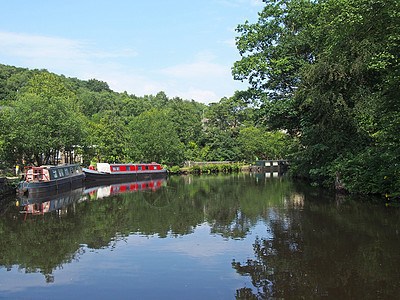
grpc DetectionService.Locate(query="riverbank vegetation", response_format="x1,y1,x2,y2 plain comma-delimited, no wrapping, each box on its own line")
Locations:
0,0,399,199
0,65,294,169
233,0,399,198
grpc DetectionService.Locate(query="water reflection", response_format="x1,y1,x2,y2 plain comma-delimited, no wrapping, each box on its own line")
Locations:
16,178,167,216
0,174,399,299
232,192,400,299
85,178,167,200
16,187,86,217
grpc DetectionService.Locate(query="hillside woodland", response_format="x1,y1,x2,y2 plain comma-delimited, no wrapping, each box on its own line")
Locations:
1,0,399,199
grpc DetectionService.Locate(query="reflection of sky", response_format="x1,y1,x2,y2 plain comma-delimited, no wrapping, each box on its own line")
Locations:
0,221,271,299
159,223,256,260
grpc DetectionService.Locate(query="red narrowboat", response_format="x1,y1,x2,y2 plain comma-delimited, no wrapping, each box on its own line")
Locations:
82,162,167,183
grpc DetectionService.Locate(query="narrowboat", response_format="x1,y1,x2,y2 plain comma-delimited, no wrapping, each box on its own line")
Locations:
17,164,85,195
82,162,167,183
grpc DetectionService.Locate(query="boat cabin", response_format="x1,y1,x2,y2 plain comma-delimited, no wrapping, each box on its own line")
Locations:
96,163,163,173
24,165,82,182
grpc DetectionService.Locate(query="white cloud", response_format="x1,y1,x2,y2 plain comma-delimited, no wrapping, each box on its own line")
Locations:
0,31,137,73
174,88,218,103
218,0,263,8
0,31,244,104
239,0,263,6
159,49,228,80
93,70,167,96
220,38,237,48
159,61,227,79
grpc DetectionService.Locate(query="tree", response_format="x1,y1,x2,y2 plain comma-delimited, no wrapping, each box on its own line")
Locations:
237,126,265,161
0,107,15,166
238,126,295,161
10,72,86,165
86,78,111,93
27,72,76,100
166,97,205,151
12,94,86,165
233,0,400,194
203,127,242,161
127,109,184,165
206,96,251,134
90,111,127,163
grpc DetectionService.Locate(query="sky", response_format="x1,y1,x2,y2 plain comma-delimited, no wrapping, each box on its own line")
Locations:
0,0,263,104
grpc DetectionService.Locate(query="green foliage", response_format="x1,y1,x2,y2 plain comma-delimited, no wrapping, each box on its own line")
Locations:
11,93,86,165
0,63,296,169
201,164,220,174
232,163,242,173
189,164,201,174
168,165,181,174
28,72,76,100
219,164,231,173
92,112,127,163
238,126,295,161
233,0,400,196
127,108,185,165
0,107,14,166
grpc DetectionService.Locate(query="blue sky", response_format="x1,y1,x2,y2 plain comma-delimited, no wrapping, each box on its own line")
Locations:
0,0,263,104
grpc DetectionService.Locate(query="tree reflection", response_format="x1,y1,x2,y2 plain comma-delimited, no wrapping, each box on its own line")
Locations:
232,195,400,299
0,174,293,282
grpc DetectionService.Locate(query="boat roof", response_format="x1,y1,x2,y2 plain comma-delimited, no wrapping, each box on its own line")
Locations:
30,164,80,169
107,162,160,165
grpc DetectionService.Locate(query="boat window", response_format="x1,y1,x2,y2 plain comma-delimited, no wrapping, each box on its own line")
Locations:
64,168,69,175
58,168,64,177
126,166,130,171
138,166,142,171
112,166,120,171
145,166,149,170
153,166,158,170
53,170,58,178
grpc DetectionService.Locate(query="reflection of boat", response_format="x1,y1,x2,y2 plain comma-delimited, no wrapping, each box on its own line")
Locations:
85,178,167,200
82,162,167,183
16,187,85,217
17,164,85,195
16,178,168,216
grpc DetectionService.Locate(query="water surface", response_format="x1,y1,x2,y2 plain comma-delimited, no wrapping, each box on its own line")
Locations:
0,174,399,299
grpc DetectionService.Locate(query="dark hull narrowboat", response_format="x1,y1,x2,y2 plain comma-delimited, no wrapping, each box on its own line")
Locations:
17,164,85,195
82,162,167,183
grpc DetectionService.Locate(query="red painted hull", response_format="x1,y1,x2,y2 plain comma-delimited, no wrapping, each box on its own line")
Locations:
82,164,167,183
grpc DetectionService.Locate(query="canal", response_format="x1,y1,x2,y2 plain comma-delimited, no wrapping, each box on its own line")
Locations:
0,173,399,299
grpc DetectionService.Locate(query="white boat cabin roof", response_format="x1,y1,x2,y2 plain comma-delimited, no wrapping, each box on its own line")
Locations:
96,162,161,173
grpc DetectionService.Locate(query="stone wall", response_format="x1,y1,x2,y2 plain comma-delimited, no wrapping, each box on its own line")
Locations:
184,161,238,167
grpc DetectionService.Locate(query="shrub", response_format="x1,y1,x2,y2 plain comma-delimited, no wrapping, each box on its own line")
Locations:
232,163,241,173
190,164,201,174
168,165,181,174
219,164,232,173
207,164,219,173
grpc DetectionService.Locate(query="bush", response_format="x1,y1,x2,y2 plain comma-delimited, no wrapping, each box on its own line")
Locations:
190,165,201,174
219,164,232,173
168,165,181,174
232,163,241,173
207,164,219,173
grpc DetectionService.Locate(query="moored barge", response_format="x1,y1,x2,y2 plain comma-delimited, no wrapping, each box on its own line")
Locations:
82,162,167,183
17,164,84,195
